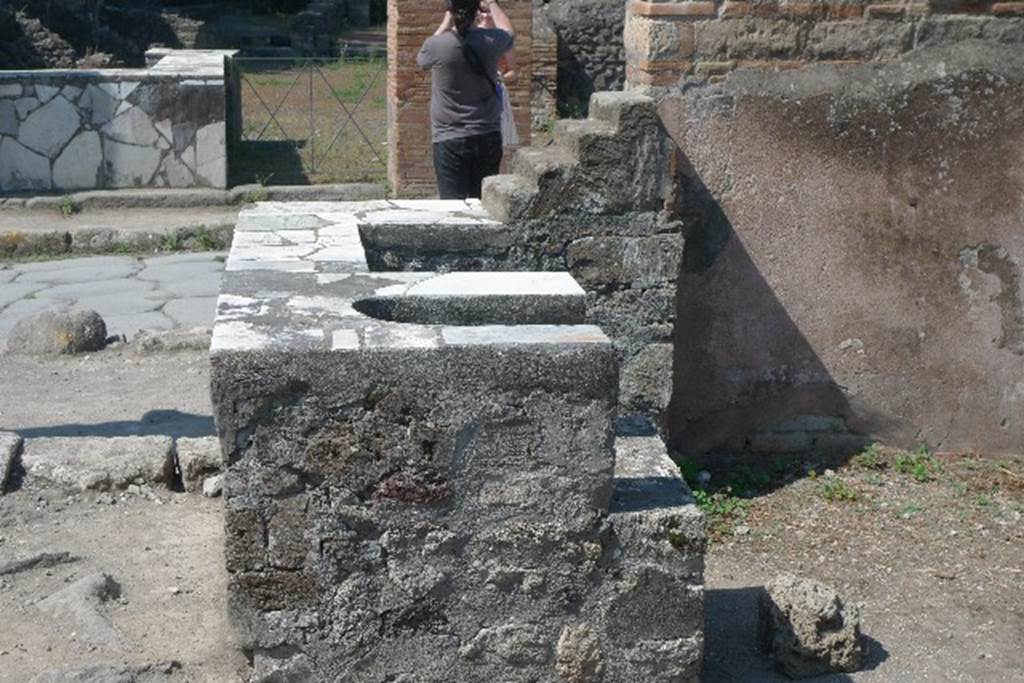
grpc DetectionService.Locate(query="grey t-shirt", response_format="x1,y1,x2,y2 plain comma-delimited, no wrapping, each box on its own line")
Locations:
417,28,514,142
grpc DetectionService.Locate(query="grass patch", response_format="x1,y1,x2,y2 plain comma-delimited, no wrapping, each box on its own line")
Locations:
855,443,885,470
894,444,942,482
821,476,859,502
59,194,78,218
235,57,388,185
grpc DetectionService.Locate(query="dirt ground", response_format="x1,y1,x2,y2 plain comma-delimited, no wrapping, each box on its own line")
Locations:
0,488,246,682
0,351,214,439
1,350,1022,681
701,449,1024,682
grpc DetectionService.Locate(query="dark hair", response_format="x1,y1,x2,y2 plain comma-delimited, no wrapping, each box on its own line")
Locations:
447,0,478,35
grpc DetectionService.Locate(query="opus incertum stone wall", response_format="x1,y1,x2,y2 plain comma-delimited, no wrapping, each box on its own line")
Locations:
210,200,705,681
0,49,238,193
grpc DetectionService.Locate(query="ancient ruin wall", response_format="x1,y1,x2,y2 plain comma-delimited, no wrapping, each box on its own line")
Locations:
662,42,1024,457
387,0,533,196
623,0,1024,86
0,50,238,193
542,0,627,113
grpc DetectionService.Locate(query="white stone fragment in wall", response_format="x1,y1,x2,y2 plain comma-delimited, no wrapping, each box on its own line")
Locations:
18,96,80,158
0,100,17,136
102,138,162,187
61,85,83,101
118,81,141,99
101,106,160,147
115,100,132,116
35,84,60,103
331,328,360,350
180,144,196,172
14,97,39,120
97,82,123,99
194,121,226,187
80,85,118,126
163,153,194,187
0,84,23,98
53,131,102,190
0,137,51,191
155,118,173,143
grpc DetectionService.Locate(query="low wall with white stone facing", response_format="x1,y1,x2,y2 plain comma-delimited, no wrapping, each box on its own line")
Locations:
0,50,237,193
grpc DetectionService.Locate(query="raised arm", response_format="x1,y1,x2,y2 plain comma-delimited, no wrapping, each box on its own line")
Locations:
485,0,514,37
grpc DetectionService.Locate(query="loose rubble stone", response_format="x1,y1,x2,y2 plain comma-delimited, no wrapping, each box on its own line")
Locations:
0,431,21,493
7,307,107,355
250,652,314,683
201,473,223,498
37,572,125,649
760,574,865,678
175,436,222,492
21,436,175,491
131,327,212,353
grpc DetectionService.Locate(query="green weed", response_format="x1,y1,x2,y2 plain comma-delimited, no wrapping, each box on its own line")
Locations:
693,487,750,536
894,444,941,482
821,476,858,502
58,194,77,218
897,502,923,519
855,443,884,470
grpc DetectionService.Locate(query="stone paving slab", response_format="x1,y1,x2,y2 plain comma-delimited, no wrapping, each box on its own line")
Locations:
20,435,175,491
0,252,226,351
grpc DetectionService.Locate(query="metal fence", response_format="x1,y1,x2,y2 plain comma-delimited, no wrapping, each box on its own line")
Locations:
233,56,387,185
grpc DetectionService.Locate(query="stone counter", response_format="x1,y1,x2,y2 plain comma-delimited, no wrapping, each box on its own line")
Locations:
210,199,705,681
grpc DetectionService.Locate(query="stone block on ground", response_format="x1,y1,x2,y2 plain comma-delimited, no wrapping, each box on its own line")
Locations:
6,307,107,355
760,573,865,678
176,436,223,492
36,572,124,649
21,436,175,491
1,431,22,493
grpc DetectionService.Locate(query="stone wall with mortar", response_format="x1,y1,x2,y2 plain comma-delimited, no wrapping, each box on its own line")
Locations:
542,0,628,114
623,0,1024,86
211,200,705,681
661,42,1024,458
0,49,238,193
388,0,534,196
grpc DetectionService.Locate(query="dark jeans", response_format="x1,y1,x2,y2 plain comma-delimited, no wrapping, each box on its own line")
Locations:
433,131,503,200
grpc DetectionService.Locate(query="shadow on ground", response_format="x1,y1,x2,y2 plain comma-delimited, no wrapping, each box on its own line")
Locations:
703,586,889,682
15,409,215,439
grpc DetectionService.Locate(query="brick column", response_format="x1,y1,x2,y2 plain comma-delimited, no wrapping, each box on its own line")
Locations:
388,0,533,197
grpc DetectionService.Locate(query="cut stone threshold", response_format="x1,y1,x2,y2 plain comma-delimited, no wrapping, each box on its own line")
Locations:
210,199,704,682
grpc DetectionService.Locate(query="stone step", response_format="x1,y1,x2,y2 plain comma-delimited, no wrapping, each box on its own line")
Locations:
587,91,658,131
509,145,575,186
481,174,537,222
552,118,617,160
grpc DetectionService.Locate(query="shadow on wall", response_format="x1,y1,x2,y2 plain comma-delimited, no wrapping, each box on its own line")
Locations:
667,152,875,462
703,586,890,681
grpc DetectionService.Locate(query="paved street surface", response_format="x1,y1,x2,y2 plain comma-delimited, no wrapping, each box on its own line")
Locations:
0,252,225,351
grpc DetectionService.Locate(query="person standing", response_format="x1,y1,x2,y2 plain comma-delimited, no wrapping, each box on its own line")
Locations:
417,0,515,199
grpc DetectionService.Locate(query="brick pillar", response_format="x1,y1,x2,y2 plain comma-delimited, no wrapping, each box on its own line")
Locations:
388,0,533,197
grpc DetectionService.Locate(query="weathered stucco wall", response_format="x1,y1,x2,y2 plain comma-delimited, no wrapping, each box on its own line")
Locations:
0,49,237,193
662,42,1024,457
